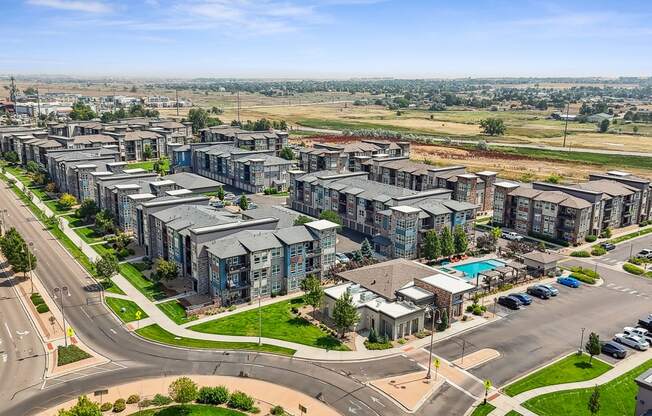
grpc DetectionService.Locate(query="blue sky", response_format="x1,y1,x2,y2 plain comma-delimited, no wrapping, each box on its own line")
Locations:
3,0,652,78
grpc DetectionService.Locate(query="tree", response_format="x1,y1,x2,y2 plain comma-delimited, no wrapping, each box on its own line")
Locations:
453,225,468,254
352,250,363,262
168,377,198,406
319,210,342,229
188,107,209,133
45,182,57,193
113,232,132,250
0,228,24,264
437,309,449,331
238,194,249,210
11,244,37,277
279,147,294,160
76,199,98,223
587,385,600,415
332,291,360,338
300,274,324,317
476,234,496,253
293,215,312,226
3,151,19,164
153,157,168,176
94,210,114,234
598,119,610,133
154,259,178,281
23,86,38,96
215,186,225,201
93,253,119,282
58,193,77,210
479,118,506,136
69,102,96,121
142,144,153,160
360,238,373,259
57,395,101,416
633,125,639,134
423,230,441,260
585,332,601,365
440,227,455,258
26,160,40,173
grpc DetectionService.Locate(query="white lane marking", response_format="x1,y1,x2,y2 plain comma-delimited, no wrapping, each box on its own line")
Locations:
630,290,638,294
621,288,631,292
2,353,7,363
606,283,614,287
109,328,117,334
4,323,13,342
612,286,622,290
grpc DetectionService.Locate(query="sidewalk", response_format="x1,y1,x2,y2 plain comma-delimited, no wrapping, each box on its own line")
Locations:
559,223,652,255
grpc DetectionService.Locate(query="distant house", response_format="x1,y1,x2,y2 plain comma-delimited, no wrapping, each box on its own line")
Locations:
587,113,613,123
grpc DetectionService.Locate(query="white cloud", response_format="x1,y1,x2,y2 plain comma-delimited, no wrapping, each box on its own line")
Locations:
27,0,112,13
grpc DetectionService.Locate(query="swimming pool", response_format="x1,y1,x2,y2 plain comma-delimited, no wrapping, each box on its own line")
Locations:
452,259,505,280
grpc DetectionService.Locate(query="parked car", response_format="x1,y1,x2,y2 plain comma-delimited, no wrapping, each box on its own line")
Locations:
636,249,652,259
335,253,350,264
224,193,236,200
502,231,523,241
498,296,521,310
539,283,559,296
526,285,551,299
209,199,224,208
600,242,616,251
623,327,652,346
557,276,581,288
248,202,258,209
601,341,628,359
639,315,652,331
509,293,532,305
613,333,649,351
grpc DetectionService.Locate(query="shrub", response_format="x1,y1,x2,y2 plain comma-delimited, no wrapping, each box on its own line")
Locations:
227,305,236,311
112,399,126,413
570,273,596,284
585,235,597,242
100,402,113,412
568,266,599,279
291,307,299,314
138,399,152,408
36,303,50,313
228,391,255,411
151,394,172,406
30,293,45,306
364,340,393,350
271,405,286,415
629,256,646,266
570,250,590,257
197,386,230,405
126,395,140,404
591,246,607,256
623,263,645,275
600,228,612,238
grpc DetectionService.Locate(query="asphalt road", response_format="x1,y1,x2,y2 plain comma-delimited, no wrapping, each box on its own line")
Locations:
0,182,462,416
431,260,652,387
0,267,45,404
601,233,652,264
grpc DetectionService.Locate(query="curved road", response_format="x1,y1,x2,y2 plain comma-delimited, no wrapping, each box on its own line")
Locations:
0,182,473,416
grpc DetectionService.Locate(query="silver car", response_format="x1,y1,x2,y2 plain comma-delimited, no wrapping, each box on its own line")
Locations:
540,284,559,296
614,333,649,351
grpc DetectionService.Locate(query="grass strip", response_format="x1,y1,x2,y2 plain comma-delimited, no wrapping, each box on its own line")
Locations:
136,324,296,356
157,299,197,325
105,297,149,323
57,345,91,366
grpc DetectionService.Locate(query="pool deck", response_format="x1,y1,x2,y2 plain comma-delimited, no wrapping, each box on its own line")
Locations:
437,255,506,283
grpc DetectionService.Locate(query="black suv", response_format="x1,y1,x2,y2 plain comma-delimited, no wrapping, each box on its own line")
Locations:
527,285,551,299
498,296,521,310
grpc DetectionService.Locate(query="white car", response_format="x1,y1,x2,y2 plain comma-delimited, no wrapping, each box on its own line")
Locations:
502,231,523,241
335,253,350,264
224,193,236,200
636,249,652,259
613,333,649,351
623,327,652,346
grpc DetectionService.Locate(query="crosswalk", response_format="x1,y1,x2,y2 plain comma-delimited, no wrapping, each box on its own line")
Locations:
600,257,621,266
604,282,651,300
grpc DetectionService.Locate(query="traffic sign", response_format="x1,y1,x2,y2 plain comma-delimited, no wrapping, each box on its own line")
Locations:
484,379,492,390
135,310,142,320
66,326,75,338
434,358,440,369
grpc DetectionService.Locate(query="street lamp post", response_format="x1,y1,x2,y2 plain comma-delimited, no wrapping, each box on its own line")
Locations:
53,286,70,347
425,305,442,381
25,241,34,293
578,327,586,355
258,274,262,346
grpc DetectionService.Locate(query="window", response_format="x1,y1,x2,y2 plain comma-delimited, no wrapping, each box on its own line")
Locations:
271,247,282,258
253,252,268,265
272,279,281,293
271,264,281,277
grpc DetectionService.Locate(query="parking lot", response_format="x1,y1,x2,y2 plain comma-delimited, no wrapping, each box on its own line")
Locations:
430,259,652,387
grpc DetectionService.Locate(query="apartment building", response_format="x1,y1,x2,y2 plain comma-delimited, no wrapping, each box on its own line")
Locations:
199,125,288,156
189,143,295,193
297,139,410,173
288,170,477,259
492,173,651,244
45,148,121,197
205,220,338,305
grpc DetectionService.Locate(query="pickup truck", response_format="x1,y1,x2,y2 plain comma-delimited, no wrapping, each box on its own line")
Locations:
636,249,652,259
639,315,652,331
623,327,652,346
502,231,523,241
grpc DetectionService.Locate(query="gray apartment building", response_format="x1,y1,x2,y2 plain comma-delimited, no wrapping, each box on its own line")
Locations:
492,172,652,244
298,139,410,173
199,125,288,156
288,170,477,259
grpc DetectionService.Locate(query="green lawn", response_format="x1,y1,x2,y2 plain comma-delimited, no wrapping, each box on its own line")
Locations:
92,242,117,257
136,324,295,356
57,345,91,366
157,299,197,325
189,298,349,351
505,411,523,416
119,263,168,301
469,403,496,416
496,146,652,171
73,225,107,244
523,359,652,416
504,353,612,397
129,405,246,416
105,297,149,323
63,214,89,228
28,185,51,201
127,158,170,173
101,279,126,295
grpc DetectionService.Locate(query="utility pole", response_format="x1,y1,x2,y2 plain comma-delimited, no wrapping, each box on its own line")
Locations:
36,88,41,119
54,286,70,347
258,274,262,346
562,102,570,148
237,90,241,125
175,89,179,117
25,241,34,294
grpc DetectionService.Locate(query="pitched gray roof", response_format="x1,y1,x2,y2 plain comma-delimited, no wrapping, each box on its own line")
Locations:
274,226,316,245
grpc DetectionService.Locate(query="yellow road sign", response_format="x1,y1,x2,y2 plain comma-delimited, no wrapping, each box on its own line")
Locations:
135,310,142,320
66,326,75,337
434,358,441,368
484,379,492,390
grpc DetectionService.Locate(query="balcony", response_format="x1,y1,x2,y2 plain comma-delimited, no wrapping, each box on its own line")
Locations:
228,264,247,272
